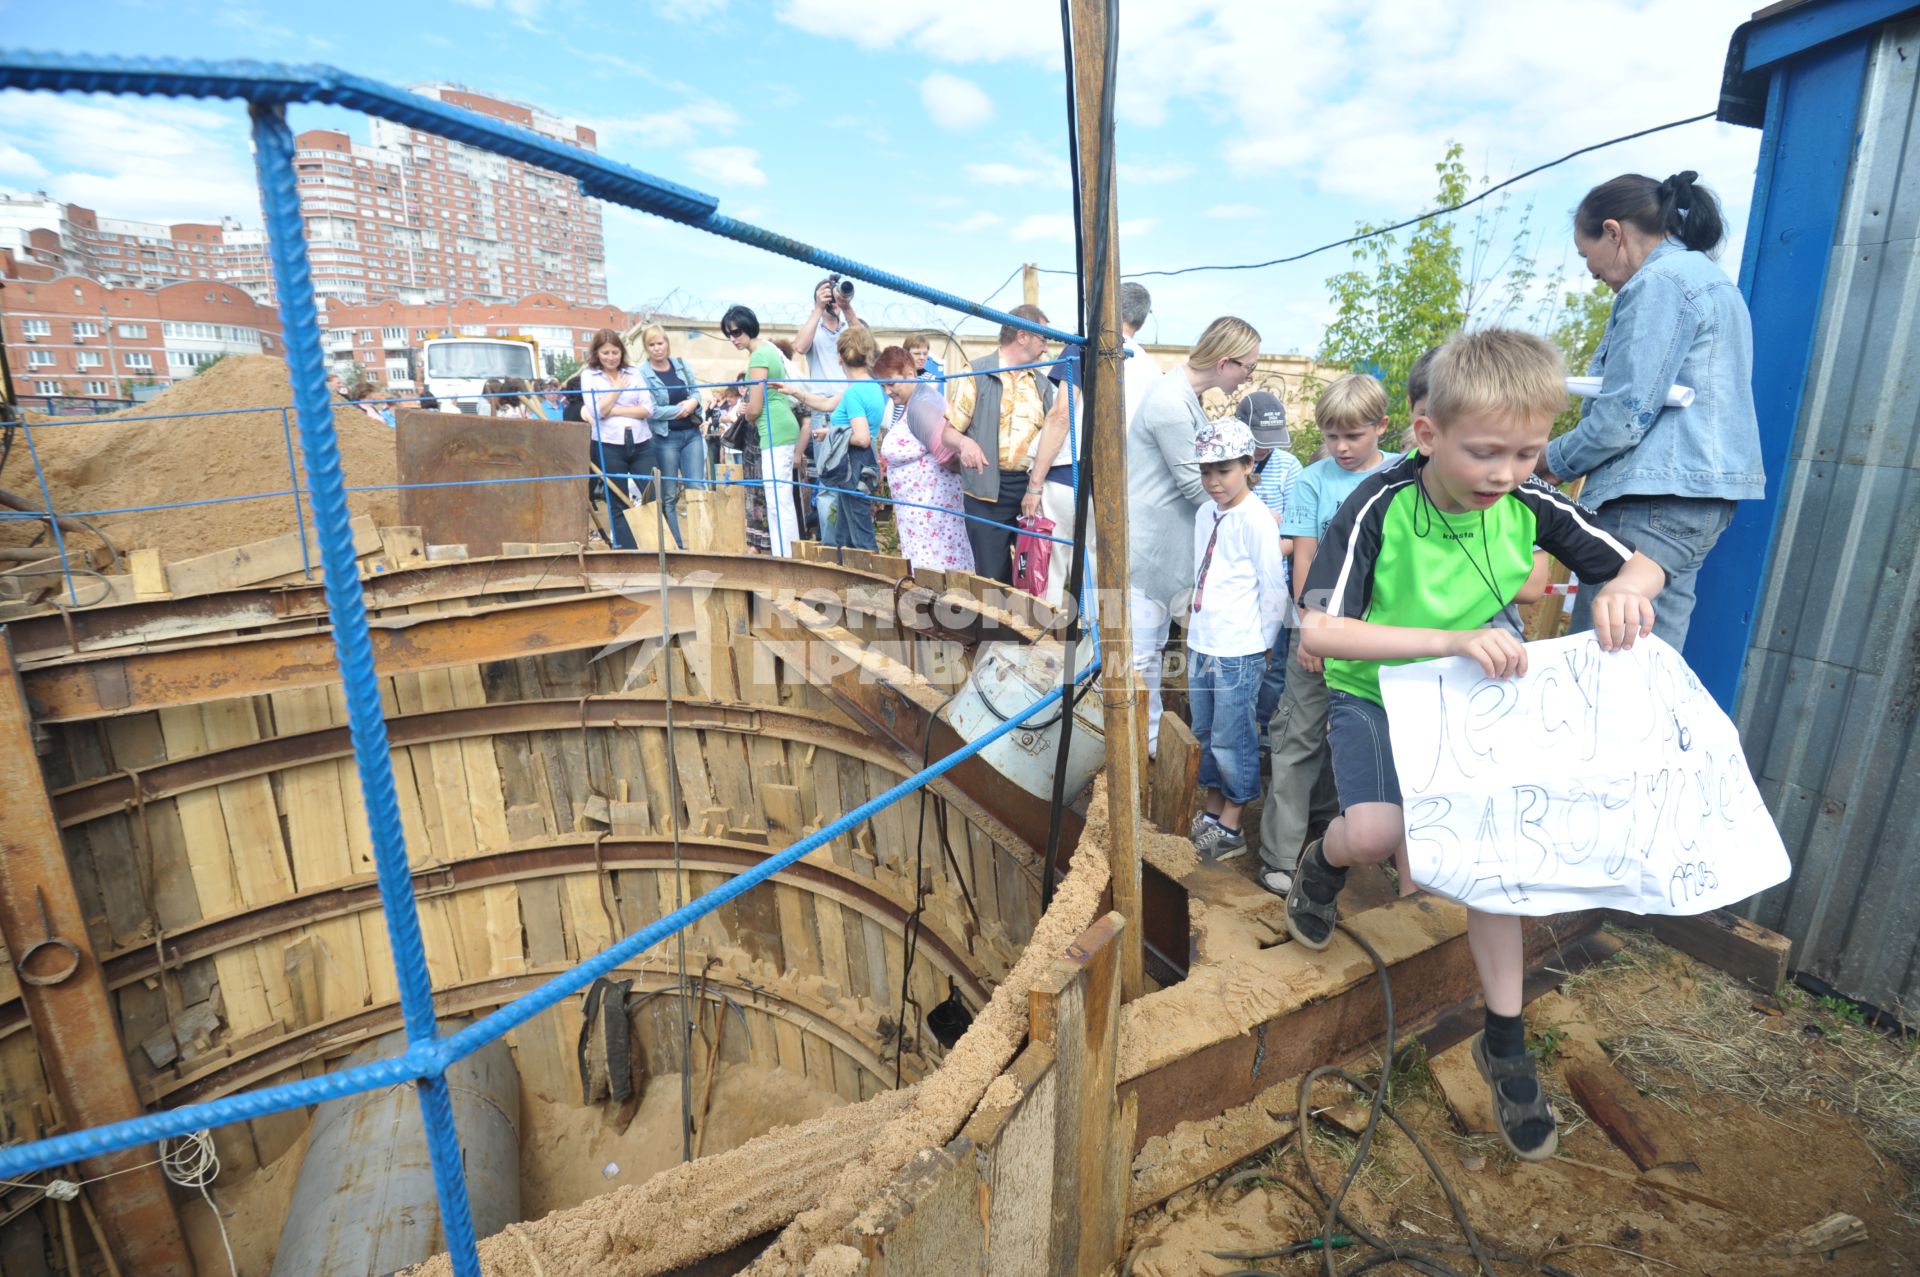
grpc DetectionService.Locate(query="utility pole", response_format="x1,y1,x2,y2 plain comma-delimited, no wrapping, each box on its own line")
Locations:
1022,262,1039,307
1068,0,1145,1000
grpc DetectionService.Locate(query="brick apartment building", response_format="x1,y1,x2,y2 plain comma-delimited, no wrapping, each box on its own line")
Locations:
0,267,280,401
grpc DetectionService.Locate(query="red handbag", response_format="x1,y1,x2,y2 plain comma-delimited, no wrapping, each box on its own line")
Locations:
1012,513,1055,598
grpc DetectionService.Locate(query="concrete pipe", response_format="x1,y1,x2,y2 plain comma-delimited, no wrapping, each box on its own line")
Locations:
270,1027,520,1276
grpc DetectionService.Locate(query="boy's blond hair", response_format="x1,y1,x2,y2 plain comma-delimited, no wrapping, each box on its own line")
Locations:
1426,329,1566,425
1315,373,1388,432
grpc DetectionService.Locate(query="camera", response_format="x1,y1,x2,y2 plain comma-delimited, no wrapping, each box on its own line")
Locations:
824,273,855,315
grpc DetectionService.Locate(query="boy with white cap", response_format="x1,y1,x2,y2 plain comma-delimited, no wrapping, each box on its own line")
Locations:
1187,417,1290,860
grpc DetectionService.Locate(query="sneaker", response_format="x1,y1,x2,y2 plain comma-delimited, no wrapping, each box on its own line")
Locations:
1189,811,1214,842
1258,865,1295,896
1193,820,1248,861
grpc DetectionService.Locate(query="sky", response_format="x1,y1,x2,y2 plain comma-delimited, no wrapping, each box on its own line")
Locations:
0,0,1765,356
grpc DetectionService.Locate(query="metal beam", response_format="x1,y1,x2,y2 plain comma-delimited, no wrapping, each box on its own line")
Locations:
0,636,192,1275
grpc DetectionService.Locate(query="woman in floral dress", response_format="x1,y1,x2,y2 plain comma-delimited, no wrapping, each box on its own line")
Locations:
873,346,986,573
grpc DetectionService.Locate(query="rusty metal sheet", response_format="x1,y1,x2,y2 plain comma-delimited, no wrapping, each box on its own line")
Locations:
0,637,192,1275
396,408,590,555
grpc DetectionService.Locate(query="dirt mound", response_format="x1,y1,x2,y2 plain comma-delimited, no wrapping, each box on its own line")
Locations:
3,356,400,562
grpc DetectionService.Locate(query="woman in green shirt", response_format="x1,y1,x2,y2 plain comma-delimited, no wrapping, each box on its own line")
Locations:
724,304,808,557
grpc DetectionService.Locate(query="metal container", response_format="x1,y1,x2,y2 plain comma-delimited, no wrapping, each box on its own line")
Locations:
944,639,1105,804
270,1028,521,1276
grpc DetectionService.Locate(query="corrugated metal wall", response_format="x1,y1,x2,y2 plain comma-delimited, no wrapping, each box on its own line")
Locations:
1738,13,1920,1015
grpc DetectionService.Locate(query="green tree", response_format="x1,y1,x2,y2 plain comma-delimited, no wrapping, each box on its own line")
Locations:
1317,143,1471,444
548,352,582,383
191,353,228,377
1548,281,1612,438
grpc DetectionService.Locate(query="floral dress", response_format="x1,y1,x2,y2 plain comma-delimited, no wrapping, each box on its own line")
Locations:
880,386,975,574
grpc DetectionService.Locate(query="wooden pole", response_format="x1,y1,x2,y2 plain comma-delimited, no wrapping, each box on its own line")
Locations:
1022,262,1040,307
1067,0,1145,1000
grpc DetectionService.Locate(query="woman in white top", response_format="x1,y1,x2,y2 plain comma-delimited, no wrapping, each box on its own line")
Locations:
580,327,658,550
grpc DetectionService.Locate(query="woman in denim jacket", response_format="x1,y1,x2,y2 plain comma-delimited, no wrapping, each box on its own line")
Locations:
1541,172,1764,648
638,323,706,549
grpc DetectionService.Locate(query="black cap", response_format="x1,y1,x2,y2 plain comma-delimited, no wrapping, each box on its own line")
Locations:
1234,391,1289,448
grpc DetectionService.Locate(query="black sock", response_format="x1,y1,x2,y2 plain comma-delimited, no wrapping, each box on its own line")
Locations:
1484,1010,1526,1059
1301,842,1347,904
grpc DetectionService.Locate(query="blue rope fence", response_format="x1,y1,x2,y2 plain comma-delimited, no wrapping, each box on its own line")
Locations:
0,50,1097,1277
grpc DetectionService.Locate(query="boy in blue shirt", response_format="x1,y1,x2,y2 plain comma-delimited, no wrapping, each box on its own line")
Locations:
1290,329,1665,1161
1257,374,1394,895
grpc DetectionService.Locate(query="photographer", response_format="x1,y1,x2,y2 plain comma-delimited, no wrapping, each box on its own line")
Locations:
778,324,882,551
794,275,863,390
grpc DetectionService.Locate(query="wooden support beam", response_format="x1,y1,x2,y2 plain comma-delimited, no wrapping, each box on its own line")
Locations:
0,636,192,1276
1607,908,1792,992
1068,0,1147,1000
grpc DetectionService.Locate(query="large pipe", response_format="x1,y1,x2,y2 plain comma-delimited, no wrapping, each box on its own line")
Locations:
270,1027,520,1276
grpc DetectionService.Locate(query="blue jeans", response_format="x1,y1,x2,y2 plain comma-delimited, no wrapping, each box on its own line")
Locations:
1570,494,1736,651
1255,626,1290,732
653,426,708,549
1189,650,1265,806
591,435,657,551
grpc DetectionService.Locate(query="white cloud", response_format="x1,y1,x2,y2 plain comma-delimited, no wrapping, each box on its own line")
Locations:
453,0,548,20
215,5,335,51
921,72,995,131
1118,160,1193,186
0,96,260,225
945,211,1004,234
655,0,730,20
596,100,741,149
965,162,1037,186
684,146,767,188
0,145,48,181
1206,203,1262,220
775,0,1062,63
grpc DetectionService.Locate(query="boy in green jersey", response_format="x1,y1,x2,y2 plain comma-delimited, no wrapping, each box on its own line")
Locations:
1290,329,1666,1161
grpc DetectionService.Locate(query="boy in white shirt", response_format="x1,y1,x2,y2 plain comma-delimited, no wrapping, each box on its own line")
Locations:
1187,418,1290,860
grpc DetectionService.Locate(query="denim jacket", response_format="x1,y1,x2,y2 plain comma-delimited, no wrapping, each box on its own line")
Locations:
639,357,700,437
1545,239,1765,507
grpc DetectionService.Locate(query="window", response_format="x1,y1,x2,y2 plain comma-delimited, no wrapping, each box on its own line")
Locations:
75,351,101,369
72,321,100,338
84,381,112,396
21,319,50,337
124,352,152,370
382,326,406,341
33,381,58,396
27,350,54,367
117,323,147,339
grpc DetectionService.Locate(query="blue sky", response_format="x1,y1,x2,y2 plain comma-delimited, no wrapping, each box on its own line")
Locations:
1,0,1764,355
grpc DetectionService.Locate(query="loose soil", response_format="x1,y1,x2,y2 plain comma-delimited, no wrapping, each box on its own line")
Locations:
1123,929,1920,1277
3,356,400,562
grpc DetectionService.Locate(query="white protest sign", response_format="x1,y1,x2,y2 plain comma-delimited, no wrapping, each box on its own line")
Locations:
1376,632,1790,917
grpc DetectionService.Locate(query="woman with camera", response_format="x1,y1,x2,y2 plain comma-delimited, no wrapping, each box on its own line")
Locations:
873,344,987,573
778,324,884,550
637,323,706,550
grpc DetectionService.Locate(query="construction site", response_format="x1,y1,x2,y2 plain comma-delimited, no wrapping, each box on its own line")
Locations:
3,3,1920,1275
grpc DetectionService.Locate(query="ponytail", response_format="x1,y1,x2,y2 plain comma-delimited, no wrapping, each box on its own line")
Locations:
1576,171,1727,257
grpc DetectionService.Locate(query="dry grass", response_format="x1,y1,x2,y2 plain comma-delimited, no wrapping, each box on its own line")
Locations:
1566,928,1920,1222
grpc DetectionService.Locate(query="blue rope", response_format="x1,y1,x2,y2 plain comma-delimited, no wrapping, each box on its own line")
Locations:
249,101,482,1274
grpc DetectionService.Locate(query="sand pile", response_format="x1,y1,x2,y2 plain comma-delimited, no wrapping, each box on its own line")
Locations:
3,356,400,562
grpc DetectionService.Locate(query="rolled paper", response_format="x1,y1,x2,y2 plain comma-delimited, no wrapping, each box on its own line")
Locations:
1565,376,1695,408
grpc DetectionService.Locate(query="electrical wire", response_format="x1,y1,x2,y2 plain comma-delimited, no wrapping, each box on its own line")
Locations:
653,478,695,1166
977,264,1026,308
892,681,969,1087
162,1131,238,1277
1036,110,1717,281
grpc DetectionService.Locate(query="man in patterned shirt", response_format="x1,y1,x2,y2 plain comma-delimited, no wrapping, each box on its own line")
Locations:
946,304,1059,583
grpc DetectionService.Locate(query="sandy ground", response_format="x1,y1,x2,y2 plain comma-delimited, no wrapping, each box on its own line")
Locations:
1122,928,1920,1277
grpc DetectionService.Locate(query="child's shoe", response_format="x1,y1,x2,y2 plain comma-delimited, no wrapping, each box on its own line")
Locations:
1192,820,1248,862
1284,838,1345,949
1471,1032,1559,1161
1189,811,1212,842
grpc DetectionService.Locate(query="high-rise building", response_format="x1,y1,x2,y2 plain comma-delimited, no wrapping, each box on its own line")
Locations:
1,83,608,315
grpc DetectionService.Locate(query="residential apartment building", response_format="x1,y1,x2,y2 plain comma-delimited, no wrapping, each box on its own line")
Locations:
1,272,279,400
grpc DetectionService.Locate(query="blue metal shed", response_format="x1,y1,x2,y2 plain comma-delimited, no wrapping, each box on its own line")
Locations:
1699,0,1920,1014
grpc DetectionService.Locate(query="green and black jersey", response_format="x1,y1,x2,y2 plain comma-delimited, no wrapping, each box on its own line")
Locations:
1301,453,1637,705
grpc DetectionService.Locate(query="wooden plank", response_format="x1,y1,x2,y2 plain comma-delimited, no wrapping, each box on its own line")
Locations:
856,1138,984,1272
128,549,169,600
1030,912,1128,1277
967,1042,1058,1274
377,526,428,570
1612,909,1793,993
1148,711,1201,835
165,516,378,596
1564,1055,1692,1172
1428,1037,1498,1135
773,883,818,979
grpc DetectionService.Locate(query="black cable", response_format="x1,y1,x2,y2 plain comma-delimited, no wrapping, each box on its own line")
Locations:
1035,109,1716,281
978,264,1025,308
893,682,967,1086
1040,0,1118,914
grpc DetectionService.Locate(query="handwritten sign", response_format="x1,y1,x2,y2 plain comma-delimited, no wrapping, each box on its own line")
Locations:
1376,633,1789,917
